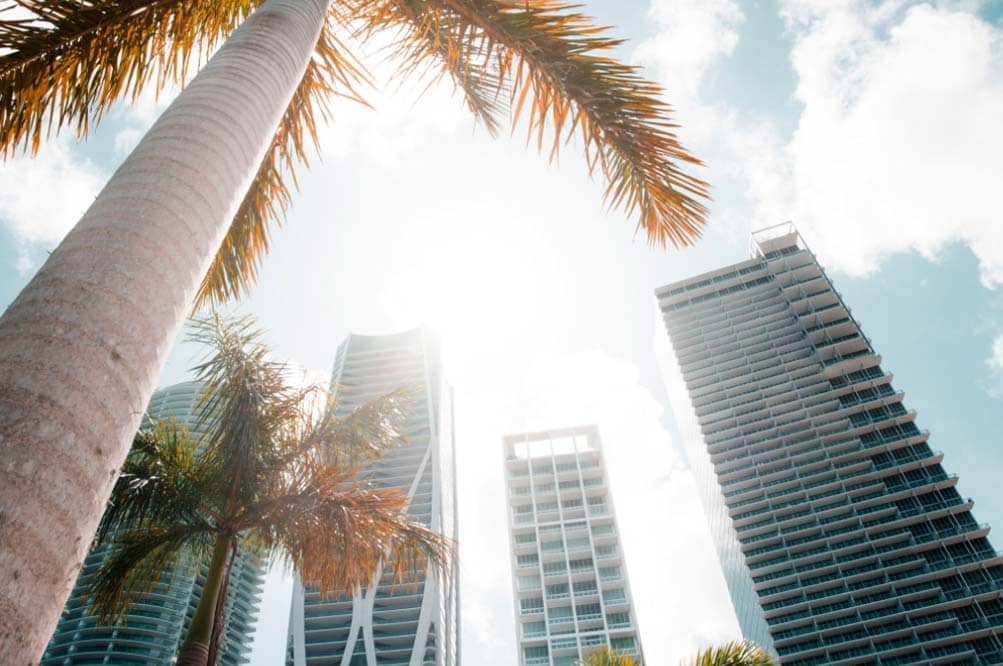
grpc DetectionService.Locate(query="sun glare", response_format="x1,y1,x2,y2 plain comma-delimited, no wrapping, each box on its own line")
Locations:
375,209,570,385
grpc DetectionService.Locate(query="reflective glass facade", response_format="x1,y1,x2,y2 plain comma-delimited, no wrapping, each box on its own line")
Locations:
657,225,1003,665
286,328,459,666
504,426,644,666
43,381,265,665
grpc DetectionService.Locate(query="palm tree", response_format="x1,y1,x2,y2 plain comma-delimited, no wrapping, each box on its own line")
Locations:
578,646,636,665
686,641,776,666
0,1,709,659
81,314,450,665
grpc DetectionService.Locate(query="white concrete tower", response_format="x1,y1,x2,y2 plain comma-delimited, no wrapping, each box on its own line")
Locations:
504,426,644,666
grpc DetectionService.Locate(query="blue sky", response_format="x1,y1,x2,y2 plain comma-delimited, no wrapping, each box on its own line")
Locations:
2,0,1003,664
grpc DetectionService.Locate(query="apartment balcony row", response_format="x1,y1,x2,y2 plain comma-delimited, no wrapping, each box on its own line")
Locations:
742,482,954,559
788,286,840,317
770,572,1003,651
656,259,769,302
707,388,898,463
700,377,844,437
667,314,796,378
778,613,1002,666
693,368,829,428
729,458,944,525
675,326,806,391
715,417,927,488
746,522,915,573
508,477,607,502
722,432,930,508
704,390,844,448
757,524,993,615
746,487,962,581
755,499,978,603
758,537,1000,616
506,456,602,478
661,275,779,323
661,271,780,320
724,427,922,509
799,305,852,336
698,385,833,438
685,336,818,399
708,386,908,464
677,317,805,380
687,342,817,399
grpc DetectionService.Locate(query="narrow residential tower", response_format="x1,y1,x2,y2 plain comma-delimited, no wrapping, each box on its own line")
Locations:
504,426,643,666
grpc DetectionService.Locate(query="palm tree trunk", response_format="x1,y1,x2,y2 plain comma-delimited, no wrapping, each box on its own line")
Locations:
0,0,330,661
177,535,233,666
206,538,240,666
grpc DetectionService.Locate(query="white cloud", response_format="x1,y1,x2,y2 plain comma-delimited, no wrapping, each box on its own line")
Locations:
990,335,1003,372
638,1,1003,287
635,0,744,148
986,334,1003,399
748,2,1003,285
636,0,744,109
0,137,108,273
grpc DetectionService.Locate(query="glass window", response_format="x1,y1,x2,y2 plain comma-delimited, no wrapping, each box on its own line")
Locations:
518,574,541,591
522,621,546,638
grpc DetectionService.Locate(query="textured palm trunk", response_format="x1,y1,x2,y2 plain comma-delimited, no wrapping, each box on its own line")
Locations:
177,535,233,666
0,0,330,661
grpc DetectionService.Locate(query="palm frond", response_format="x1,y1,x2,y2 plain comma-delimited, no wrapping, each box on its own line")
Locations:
98,419,216,544
193,19,371,309
687,641,776,666
355,0,709,247
83,524,214,624
316,385,414,468
578,646,635,665
344,0,505,134
189,313,307,513
0,0,260,156
244,466,451,596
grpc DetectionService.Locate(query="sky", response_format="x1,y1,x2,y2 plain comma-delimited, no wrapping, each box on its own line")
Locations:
2,0,1003,664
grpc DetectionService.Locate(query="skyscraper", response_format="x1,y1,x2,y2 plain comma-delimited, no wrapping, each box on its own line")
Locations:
286,328,459,666
657,223,1003,664
504,426,644,666
43,381,265,666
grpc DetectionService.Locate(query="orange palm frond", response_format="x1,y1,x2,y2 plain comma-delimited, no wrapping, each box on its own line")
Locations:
343,0,506,135
241,466,451,597
354,0,709,247
0,0,261,157
193,19,371,309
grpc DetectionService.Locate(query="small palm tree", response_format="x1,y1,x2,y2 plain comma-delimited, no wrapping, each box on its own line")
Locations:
579,646,636,665
84,314,450,666
686,641,776,666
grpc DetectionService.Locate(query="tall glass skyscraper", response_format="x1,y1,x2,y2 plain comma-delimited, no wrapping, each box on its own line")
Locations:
286,328,459,666
657,223,1003,665
42,381,265,666
503,426,644,666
